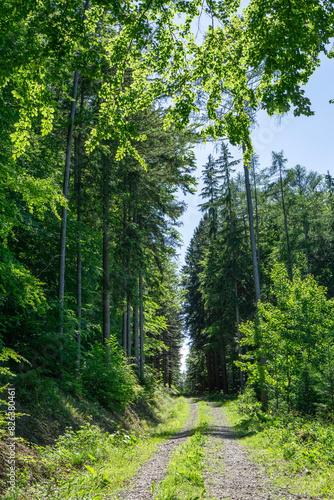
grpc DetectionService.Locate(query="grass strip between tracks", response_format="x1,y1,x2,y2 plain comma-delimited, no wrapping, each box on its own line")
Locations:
153,400,212,500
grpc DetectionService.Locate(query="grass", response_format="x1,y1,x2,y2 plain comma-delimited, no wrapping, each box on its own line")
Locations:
3,393,189,500
153,400,212,500
222,398,334,500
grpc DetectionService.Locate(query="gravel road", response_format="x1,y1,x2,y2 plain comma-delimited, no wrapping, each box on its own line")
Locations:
204,402,320,500
108,400,320,500
110,399,199,500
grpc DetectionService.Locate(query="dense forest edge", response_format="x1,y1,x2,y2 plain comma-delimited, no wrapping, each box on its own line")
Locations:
1,0,334,499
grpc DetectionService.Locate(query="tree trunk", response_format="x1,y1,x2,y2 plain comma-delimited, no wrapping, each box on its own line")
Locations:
252,164,261,270
243,145,261,303
167,344,172,388
102,160,111,349
235,281,244,391
123,296,127,357
243,144,266,407
227,161,244,391
162,332,167,386
279,166,293,277
122,200,128,357
206,351,212,391
127,296,131,360
215,352,221,390
221,351,228,394
59,70,80,337
139,272,144,378
74,132,82,368
134,285,139,367
303,221,310,274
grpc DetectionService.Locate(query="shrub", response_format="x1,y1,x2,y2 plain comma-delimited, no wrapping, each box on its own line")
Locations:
81,337,140,410
43,422,138,468
236,386,262,416
237,263,334,414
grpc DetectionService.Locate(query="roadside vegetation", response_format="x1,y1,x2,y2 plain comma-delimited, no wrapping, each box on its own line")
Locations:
223,392,334,500
1,387,188,500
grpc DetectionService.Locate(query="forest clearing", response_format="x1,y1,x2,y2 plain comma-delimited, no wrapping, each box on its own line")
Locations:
1,1,334,499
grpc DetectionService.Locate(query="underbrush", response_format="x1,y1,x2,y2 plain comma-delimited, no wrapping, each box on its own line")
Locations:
2,392,189,499
223,390,334,499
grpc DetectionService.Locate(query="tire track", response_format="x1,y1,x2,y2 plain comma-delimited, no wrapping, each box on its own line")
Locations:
109,399,198,500
203,402,318,500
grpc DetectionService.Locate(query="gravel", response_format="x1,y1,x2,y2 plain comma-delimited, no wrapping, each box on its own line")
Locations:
109,399,199,500
108,400,321,500
203,402,319,500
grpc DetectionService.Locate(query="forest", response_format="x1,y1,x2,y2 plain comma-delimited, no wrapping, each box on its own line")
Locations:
1,1,334,499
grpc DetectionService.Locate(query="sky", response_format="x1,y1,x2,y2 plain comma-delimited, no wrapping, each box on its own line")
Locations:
177,53,334,371
178,54,334,269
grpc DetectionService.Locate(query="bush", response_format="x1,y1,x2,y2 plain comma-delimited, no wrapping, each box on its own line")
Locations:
43,422,138,468
236,387,262,416
81,337,140,410
0,347,26,437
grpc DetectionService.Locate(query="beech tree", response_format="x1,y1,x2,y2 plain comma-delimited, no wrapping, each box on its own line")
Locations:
237,263,334,413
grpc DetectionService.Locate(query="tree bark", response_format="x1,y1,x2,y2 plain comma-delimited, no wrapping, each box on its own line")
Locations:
235,281,244,391
221,351,228,394
279,165,293,277
226,159,244,391
74,132,82,368
123,295,127,357
243,145,261,303
59,0,89,343
206,351,212,391
162,332,167,386
243,144,266,407
127,296,131,360
122,199,128,357
102,159,111,349
134,284,139,367
303,221,310,274
252,163,261,271
139,272,145,378
215,352,221,391
59,70,80,338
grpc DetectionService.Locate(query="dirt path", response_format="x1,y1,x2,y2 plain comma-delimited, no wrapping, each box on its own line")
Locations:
203,402,317,500
109,399,198,500
108,400,318,500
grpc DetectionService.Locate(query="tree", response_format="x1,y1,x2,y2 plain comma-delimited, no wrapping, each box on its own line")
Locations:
269,151,293,277
238,262,334,413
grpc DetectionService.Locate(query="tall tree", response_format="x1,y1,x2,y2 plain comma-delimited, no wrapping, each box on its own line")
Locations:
243,144,261,303
269,151,293,277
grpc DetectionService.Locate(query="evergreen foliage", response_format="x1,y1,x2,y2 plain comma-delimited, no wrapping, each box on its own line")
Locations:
184,146,334,416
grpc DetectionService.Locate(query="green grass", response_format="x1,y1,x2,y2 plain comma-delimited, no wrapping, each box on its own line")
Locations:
153,400,212,500
4,395,190,500
222,398,334,500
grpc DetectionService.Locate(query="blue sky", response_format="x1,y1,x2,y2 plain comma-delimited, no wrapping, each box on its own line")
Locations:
177,54,334,269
